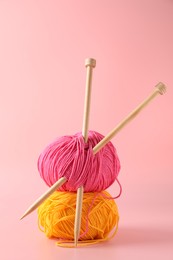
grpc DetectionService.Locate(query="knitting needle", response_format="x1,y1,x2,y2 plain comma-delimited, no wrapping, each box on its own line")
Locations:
20,176,67,220
20,82,166,220
82,58,96,142
74,58,96,247
93,82,166,154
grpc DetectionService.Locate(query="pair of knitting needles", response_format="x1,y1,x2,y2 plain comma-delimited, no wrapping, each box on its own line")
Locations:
20,58,166,247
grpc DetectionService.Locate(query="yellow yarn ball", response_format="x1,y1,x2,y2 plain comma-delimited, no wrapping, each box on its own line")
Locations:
38,190,119,247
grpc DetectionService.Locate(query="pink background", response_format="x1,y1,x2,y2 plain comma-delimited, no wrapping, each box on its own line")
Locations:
0,0,173,259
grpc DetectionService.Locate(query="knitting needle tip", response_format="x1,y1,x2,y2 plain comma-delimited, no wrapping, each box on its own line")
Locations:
20,177,67,220
74,186,83,248
20,207,33,220
20,212,27,220
74,236,78,247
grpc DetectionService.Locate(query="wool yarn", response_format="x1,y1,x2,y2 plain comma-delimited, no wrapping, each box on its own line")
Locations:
38,190,119,247
38,130,120,192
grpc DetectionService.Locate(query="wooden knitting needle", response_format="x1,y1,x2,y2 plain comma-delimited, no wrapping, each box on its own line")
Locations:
20,176,67,220
74,58,96,247
82,58,96,142
20,82,166,220
93,82,166,154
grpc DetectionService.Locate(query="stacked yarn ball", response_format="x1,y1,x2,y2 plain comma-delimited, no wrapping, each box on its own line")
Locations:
37,130,121,247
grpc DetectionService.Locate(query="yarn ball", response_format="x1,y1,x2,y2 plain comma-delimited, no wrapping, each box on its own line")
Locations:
38,130,120,192
38,190,119,247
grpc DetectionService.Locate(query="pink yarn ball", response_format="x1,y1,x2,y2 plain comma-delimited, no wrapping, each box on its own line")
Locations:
38,131,120,192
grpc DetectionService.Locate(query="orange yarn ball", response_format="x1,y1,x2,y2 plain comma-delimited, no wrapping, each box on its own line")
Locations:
38,190,119,247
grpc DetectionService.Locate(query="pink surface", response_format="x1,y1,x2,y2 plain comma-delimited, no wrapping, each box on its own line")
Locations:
0,0,173,259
